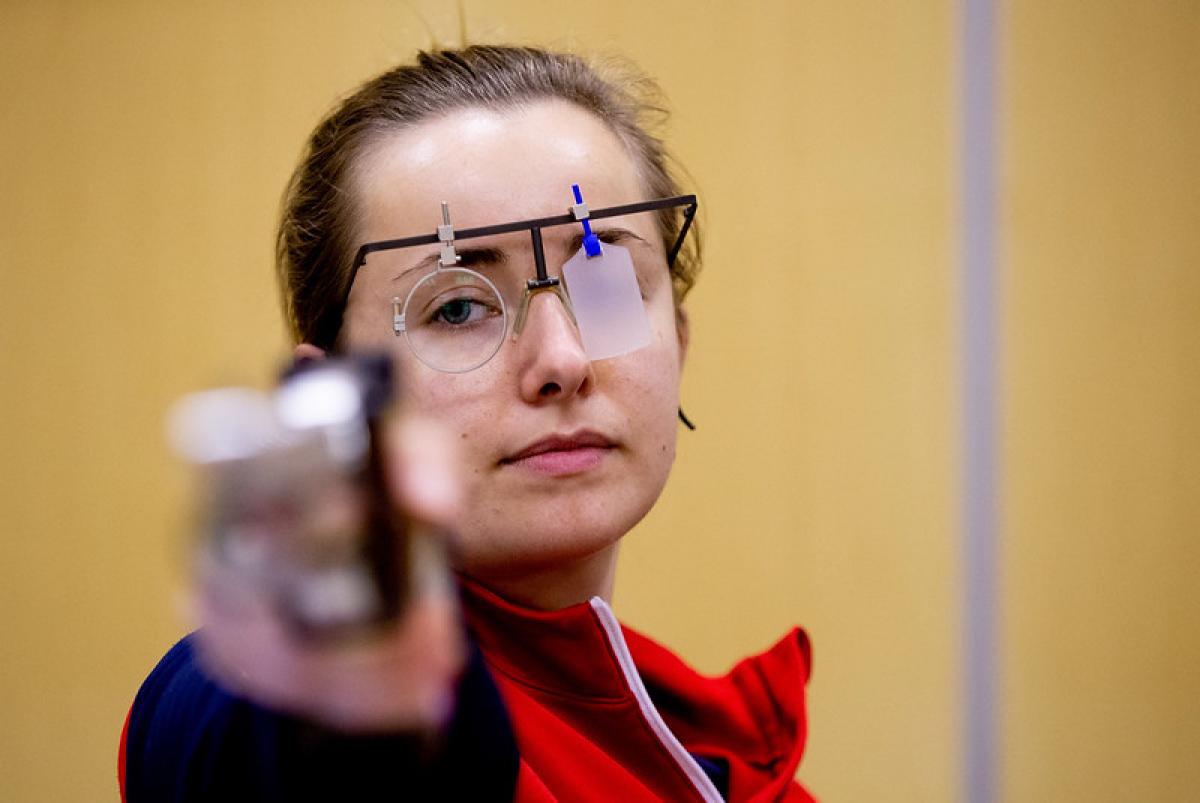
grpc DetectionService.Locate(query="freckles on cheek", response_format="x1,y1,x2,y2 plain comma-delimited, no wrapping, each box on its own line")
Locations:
407,380,503,472
458,431,483,474
406,378,468,422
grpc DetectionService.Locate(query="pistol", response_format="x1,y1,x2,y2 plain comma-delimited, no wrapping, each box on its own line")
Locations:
169,354,411,641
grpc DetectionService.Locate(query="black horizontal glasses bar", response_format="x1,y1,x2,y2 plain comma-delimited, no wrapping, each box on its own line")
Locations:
347,194,698,295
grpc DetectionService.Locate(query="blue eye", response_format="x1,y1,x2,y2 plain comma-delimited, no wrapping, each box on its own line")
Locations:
430,296,497,327
436,299,474,325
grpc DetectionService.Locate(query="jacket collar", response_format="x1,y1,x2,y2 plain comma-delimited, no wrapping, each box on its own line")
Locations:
457,574,631,701
456,573,814,800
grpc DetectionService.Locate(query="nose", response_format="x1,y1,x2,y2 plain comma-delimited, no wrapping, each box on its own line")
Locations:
514,288,594,403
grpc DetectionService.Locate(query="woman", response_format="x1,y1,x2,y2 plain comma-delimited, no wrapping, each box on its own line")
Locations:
121,46,814,802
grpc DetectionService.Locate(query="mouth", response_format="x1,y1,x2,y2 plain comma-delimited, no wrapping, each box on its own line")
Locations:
501,431,616,476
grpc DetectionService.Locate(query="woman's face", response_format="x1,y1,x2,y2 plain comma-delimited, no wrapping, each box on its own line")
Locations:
340,100,687,584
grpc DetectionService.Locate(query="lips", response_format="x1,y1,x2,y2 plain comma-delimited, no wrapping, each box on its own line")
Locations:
502,431,615,475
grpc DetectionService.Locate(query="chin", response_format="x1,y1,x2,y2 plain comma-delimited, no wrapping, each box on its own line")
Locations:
454,484,661,579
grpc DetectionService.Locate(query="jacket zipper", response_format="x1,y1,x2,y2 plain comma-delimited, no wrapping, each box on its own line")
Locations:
588,598,725,803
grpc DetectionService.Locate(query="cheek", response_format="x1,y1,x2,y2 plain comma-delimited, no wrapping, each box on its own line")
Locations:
401,364,506,446
640,298,684,401
615,327,683,443
614,349,681,509
648,316,685,453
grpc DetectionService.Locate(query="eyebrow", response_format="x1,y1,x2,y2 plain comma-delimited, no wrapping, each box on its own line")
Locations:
390,246,506,282
569,226,649,253
389,226,649,283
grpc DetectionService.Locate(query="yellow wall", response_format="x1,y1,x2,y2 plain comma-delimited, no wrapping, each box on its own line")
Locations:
1001,2,1200,800
0,2,1193,801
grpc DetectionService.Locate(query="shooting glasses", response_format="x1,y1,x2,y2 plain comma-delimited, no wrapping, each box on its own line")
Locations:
347,189,698,374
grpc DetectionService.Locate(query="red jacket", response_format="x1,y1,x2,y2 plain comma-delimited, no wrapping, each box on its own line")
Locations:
459,579,816,802
121,580,815,801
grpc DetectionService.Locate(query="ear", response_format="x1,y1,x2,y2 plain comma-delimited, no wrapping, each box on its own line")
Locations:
293,343,327,362
674,305,690,366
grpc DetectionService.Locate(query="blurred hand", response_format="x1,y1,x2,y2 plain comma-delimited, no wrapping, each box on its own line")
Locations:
191,416,465,733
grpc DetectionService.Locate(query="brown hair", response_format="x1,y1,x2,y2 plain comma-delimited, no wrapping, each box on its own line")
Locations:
276,45,701,350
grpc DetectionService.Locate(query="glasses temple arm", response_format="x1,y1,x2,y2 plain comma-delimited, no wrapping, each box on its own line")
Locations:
666,202,698,268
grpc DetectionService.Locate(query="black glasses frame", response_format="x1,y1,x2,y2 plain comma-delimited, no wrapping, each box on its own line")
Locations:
345,193,700,429
347,194,698,304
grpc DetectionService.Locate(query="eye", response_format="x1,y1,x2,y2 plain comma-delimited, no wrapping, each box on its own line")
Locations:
435,298,477,325
427,294,500,328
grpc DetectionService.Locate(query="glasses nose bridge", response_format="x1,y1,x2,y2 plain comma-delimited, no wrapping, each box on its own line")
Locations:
511,279,577,341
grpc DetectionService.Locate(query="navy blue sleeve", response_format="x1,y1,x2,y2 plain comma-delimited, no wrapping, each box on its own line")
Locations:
123,634,518,802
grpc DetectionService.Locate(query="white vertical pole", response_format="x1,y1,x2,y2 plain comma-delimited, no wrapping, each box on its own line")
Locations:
961,0,999,801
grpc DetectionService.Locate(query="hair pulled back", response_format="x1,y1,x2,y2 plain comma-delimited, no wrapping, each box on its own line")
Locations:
277,45,701,350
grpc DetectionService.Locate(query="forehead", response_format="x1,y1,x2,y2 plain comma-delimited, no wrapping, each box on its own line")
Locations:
351,100,647,243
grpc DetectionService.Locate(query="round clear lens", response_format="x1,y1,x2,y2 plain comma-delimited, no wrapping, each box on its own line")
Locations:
401,268,507,372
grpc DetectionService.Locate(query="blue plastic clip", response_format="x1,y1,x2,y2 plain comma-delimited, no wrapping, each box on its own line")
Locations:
570,184,603,258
